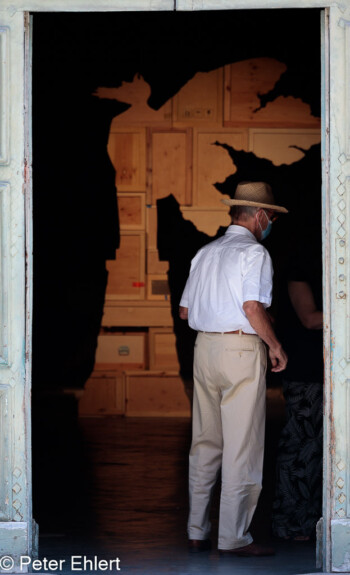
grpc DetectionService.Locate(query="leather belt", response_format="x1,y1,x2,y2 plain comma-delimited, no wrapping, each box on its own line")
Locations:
199,329,257,336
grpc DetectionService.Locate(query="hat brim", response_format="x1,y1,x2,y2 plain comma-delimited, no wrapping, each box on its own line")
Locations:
221,198,288,213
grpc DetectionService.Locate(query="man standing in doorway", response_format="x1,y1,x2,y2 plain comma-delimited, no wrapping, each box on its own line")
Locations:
179,181,288,556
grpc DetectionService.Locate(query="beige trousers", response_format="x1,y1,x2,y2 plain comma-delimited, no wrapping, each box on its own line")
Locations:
187,331,267,550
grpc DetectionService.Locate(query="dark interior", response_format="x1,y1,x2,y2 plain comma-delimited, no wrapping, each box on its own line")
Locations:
31,10,322,569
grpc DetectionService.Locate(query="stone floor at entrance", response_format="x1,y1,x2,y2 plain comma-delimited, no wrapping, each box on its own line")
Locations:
32,388,322,575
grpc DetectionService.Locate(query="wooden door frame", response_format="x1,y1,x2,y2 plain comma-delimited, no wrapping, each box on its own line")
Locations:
2,1,349,572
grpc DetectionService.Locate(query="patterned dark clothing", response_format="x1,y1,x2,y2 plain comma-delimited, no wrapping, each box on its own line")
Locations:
272,379,323,538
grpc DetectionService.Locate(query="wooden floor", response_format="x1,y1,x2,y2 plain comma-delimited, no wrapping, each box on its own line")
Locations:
32,389,321,574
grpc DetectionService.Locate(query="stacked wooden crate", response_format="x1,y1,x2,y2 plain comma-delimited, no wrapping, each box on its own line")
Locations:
79,59,320,417
78,328,185,416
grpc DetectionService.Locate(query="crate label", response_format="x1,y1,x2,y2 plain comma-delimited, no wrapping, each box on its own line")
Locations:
118,345,130,356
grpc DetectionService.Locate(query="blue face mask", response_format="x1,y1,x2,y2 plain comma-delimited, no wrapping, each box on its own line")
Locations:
259,210,273,240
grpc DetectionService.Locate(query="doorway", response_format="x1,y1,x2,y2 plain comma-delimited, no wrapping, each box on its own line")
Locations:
31,9,322,573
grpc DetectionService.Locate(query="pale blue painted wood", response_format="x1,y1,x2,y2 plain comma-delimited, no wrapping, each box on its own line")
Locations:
0,9,36,573
326,4,350,572
320,9,331,572
176,0,335,8
0,1,349,573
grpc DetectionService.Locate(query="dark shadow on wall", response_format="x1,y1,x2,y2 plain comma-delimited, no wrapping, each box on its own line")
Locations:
157,143,322,394
32,9,321,392
32,94,129,389
31,7,321,540
157,195,226,398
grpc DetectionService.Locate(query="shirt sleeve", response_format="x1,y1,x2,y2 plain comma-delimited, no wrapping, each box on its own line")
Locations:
179,277,190,308
241,246,273,307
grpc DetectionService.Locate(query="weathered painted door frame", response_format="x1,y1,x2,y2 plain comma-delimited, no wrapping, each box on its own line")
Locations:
0,0,348,572
0,9,36,573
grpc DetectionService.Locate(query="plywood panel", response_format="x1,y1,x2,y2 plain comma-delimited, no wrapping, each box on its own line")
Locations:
106,232,145,300
224,60,320,128
148,129,192,205
145,208,170,273
147,249,169,275
149,328,179,371
107,127,146,191
180,207,230,236
95,332,147,370
125,371,190,417
118,192,145,230
146,205,157,250
173,68,223,126
102,301,173,327
249,128,321,165
193,128,248,206
79,372,125,416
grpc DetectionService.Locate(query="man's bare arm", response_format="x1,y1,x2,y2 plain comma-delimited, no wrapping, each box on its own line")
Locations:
288,281,323,330
179,306,188,320
243,300,288,372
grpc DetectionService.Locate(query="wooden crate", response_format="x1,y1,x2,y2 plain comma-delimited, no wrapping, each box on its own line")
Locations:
149,328,179,371
146,205,158,250
224,59,321,128
173,68,223,126
145,208,170,274
146,249,169,275
95,332,147,370
248,128,321,165
107,127,146,191
193,128,248,206
78,372,126,416
106,231,145,300
124,371,191,417
118,192,146,230
147,274,170,301
102,301,173,328
147,128,192,205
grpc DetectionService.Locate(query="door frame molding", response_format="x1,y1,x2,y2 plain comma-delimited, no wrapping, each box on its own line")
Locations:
1,0,348,572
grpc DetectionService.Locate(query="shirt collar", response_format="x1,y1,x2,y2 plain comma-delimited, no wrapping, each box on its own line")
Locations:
225,224,257,242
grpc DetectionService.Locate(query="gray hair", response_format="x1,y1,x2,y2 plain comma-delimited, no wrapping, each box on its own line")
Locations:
229,205,259,222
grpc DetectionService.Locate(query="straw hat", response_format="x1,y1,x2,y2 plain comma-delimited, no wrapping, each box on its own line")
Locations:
221,181,288,213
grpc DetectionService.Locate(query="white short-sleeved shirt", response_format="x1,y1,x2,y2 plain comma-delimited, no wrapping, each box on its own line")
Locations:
179,225,273,334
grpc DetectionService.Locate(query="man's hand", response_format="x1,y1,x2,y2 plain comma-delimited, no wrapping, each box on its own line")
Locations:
243,300,288,372
268,346,288,373
179,306,188,320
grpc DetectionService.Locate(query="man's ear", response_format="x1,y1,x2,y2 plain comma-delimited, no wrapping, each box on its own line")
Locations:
254,209,263,239
254,209,260,227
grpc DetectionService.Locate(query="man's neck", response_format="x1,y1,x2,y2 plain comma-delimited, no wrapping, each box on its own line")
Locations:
232,220,259,239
